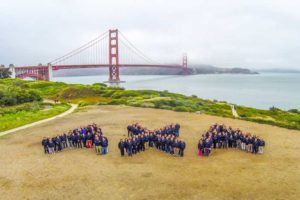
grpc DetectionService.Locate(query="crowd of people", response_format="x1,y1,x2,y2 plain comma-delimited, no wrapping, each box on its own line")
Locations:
197,123,265,157
41,122,266,158
119,123,186,157
41,123,109,155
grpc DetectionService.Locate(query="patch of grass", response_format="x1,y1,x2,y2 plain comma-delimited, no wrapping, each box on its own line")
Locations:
0,103,70,132
0,102,43,115
237,106,300,130
68,96,111,106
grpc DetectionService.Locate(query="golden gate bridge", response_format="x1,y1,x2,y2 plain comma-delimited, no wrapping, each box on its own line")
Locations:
11,29,191,83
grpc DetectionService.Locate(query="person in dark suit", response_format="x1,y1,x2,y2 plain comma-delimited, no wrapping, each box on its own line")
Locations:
94,136,102,155
198,140,204,157
47,138,55,154
118,139,125,156
101,137,108,155
42,137,49,154
127,139,133,156
179,139,186,157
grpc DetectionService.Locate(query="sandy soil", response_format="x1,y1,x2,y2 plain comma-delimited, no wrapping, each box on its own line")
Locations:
0,105,299,200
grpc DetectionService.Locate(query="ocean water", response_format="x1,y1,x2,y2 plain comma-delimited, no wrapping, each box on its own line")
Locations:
53,73,300,110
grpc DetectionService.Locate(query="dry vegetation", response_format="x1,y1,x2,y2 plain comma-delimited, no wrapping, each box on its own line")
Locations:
0,105,299,200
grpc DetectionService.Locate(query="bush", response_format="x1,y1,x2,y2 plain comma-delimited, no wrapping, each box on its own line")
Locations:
0,102,43,115
0,88,42,106
59,87,96,99
288,109,300,114
173,106,192,112
269,106,281,112
92,83,107,88
140,102,155,108
111,90,140,98
156,105,172,110
109,99,127,105
78,102,90,107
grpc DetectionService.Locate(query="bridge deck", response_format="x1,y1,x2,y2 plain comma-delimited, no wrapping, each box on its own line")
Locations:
15,64,185,70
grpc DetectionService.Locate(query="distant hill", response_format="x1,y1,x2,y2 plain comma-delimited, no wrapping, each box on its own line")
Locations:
257,68,300,73
190,64,258,74
53,64,258,77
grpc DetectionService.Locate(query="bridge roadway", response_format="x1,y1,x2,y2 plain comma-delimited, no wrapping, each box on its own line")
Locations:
15,64,185,70
53,64,184,70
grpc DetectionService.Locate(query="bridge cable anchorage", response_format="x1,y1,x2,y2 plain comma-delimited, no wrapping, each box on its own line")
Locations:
49,30,109,65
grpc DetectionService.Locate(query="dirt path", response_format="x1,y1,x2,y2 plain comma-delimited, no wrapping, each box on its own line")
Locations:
0,103,78,137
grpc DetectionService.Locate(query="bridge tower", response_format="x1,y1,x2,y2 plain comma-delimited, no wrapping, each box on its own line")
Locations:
9,64,16,78
108,29,120,83
47,63,53,81
182,53,189,74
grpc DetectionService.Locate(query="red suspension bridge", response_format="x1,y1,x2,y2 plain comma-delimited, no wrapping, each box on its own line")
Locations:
11,29,191,83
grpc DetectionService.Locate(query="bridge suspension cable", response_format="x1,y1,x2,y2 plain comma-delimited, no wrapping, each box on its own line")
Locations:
118,31,159,65
46,28,186,71
14,29,189,82
49,31,109,65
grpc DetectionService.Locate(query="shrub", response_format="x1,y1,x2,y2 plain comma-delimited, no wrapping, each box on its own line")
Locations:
92,83,107,88
155,105,172,110
288,109,300,114
109,99,127,105
0,88,42,106
269,106,281,112
173,106,192,112
111,90,140,98
140,102,155,108
59,87,96,99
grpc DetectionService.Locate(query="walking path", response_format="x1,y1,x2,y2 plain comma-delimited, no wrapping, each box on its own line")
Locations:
230,104,239,118
0,103,78,137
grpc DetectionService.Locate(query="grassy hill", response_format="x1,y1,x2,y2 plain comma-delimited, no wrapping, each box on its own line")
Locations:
0,78,299,130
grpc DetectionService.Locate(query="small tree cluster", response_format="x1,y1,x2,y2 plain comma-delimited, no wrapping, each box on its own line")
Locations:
0,88,42,106
0,65,12,79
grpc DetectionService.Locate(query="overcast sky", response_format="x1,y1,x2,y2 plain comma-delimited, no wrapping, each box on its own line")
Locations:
0,0,299,69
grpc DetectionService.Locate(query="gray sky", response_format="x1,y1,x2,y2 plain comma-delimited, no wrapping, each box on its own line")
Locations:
0,0,300,69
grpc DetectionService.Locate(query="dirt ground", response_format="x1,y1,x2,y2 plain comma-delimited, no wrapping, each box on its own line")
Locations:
0,105,299,200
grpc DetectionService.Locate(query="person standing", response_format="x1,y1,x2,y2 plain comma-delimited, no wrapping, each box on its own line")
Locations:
94,136,102,155
85,132,92,148
55,136,62,152
127,139,133,156
198,140,203,157
101,137,109,155
179,139,186,157
174,123,180,137
118,139,125,156
42,137,49,154
48,139,55,154
258,138,265,155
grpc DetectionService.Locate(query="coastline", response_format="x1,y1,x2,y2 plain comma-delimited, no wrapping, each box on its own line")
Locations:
53,72,300,110
1,78,300,131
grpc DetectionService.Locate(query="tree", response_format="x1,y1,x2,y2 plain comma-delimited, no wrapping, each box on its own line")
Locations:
269,106,281,112
0,65,12,79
